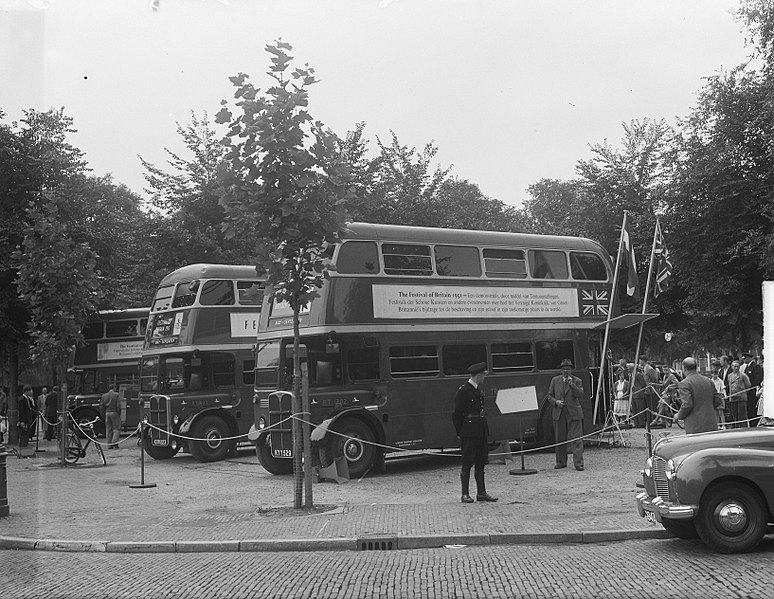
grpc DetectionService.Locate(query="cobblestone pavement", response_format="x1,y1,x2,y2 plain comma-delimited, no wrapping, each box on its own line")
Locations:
3,426,676,547
3,537,773,598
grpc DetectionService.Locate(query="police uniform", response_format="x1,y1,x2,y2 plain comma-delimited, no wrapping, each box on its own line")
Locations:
452,362,497,502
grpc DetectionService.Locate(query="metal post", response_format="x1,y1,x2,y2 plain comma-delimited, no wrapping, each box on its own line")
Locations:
129,420,156,489
0,442,9,516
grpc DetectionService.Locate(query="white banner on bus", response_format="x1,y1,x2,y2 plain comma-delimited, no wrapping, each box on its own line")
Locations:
372,284,579,319
230,313,262,337
97,340,144,361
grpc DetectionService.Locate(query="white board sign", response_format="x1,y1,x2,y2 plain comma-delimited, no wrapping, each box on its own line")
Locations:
495,386,539,414
229,313,262,338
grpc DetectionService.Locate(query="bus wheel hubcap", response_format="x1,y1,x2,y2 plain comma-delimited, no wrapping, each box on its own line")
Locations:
206,431,222,449
343,436,363,461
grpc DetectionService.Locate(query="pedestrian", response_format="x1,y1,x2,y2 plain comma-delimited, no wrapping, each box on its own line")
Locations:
727,360,751,428
546,358,585,471
673,357,724,434
718,355,732,395
629,363,647,427
37,387,48,414
711,370,727,429
745,353,764,427
653,368,679,427
0,386,8,444
45,386,60,441
616,358,629,380
639,356,660,426
18,385,37,450
100,383,121,449
452,362,497,503
612,369,630,424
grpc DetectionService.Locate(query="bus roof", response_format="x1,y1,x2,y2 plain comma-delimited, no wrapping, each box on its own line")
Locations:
95,307,150,319
157,264,264,287
342,222,606,253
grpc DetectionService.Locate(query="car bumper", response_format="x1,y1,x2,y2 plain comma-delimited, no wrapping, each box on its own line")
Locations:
635,491,698,522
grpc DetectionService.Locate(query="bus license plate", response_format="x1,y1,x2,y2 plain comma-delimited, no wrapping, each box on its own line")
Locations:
644,509,657,523
272,448,292,458
152,439,168,447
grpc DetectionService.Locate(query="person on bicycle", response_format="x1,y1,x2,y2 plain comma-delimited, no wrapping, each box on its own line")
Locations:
100,383,121,449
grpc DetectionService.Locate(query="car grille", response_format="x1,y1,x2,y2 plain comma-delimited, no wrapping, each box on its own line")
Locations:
652,456,670,499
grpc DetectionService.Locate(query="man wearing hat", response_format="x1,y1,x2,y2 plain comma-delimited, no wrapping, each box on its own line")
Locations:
452,362,498,503
545,358,585,471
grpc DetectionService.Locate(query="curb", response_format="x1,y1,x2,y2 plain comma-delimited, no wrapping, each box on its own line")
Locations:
0,529,672,553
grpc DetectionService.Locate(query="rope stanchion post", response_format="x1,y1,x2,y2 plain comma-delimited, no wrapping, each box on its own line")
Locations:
129,419,156,489
509,418,537,476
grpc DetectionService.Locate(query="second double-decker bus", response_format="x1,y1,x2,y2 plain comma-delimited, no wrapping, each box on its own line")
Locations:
140,264,265,462
251,222,624,477
67,308,148,436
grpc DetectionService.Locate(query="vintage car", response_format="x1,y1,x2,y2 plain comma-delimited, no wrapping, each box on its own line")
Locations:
635,427,774,553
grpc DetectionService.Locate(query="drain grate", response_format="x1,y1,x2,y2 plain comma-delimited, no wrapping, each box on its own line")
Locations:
358,536,397,551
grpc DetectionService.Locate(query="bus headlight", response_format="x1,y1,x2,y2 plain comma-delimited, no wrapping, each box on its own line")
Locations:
258,416,266,430
172,415,179,425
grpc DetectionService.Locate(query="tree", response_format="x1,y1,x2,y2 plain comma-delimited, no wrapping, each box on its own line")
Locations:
217,40,354,508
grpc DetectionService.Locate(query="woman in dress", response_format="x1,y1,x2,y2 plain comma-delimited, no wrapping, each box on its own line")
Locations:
613,369,630,424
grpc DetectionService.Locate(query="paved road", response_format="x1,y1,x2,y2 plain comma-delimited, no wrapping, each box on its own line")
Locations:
3,537,773,598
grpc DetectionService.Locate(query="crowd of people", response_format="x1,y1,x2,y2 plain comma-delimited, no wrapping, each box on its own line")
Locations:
612,351,765,432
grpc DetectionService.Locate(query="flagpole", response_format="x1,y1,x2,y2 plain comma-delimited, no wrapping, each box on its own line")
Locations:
629,218,660,425
592,211,628,425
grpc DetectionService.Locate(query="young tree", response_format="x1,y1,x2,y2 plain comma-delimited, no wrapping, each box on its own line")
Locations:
217,41,354,507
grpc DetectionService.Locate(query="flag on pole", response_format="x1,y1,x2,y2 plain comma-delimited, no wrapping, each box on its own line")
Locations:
622,217,638,297
653,219,673,298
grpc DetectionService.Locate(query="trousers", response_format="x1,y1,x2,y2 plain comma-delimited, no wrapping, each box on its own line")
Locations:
460,435,488,496
553,416,584,469
105,411,121,447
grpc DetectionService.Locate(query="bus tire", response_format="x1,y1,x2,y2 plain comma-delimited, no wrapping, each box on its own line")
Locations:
319,417,377,479
189,415,231,463
143,435,180,460
256,437,293,475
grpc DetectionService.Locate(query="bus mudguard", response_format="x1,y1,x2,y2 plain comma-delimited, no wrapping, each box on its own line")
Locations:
310,407,384,447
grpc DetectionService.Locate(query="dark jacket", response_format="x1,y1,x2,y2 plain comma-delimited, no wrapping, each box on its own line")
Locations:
546,374,585,421
18,392,37,428
452,381,488,438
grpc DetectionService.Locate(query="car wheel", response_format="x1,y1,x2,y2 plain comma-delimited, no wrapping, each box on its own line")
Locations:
256,435,293,475
695,482,768,553
660,517,698,539
189,415,231,463
319,417,377,479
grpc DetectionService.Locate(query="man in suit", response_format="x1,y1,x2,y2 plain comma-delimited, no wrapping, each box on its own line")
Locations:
744,353,764,426
546,358,585,471
639,356,661,427
100,383,122,449
718,355,732,395
673,357,724,434
452,362,497,503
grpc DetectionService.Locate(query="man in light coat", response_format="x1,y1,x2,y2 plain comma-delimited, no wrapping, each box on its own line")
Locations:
674,357,724,434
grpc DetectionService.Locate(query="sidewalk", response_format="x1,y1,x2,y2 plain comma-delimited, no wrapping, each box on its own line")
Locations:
0,425,678,552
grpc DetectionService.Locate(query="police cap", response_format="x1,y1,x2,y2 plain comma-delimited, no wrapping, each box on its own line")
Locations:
467,362,487,375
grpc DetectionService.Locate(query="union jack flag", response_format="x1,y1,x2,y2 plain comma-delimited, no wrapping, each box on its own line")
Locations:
581,289,609,316
653,219,673,298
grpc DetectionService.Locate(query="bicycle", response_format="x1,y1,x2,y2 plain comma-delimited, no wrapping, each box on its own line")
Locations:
64,414,106,465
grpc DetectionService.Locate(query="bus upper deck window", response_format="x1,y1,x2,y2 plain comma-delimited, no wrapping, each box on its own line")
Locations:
483,249,527,278
83,322,104,340
382,244,432,276
152,285,175,311
529,250,569,279
238,281,265,305
435,245,482,277
106,319,137,338
570,252,607,281
199,280,235,305
172,281,198,308
337,241,379,274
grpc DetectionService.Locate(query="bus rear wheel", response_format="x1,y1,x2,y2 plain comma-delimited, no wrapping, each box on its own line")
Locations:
190,415,230,462
256,436,293,475
319,418,377,479
143,435,180,460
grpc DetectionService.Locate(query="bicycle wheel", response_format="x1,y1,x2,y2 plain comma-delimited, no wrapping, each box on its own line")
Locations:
95,441,107,466
65,433,82,464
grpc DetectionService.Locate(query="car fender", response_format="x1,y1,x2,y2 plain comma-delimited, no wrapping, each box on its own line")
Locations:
672,446,774,514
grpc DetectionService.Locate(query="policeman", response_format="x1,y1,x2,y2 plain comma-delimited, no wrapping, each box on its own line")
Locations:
452,362,498,503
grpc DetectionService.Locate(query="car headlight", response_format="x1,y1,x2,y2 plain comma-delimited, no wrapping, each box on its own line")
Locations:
644,457,653,478
665,458,677,481
258,416,266,430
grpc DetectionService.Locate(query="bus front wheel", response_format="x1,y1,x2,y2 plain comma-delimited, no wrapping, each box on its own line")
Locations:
190,415,231,462
256,437,293,475
319,418,377,479
143,435,180,460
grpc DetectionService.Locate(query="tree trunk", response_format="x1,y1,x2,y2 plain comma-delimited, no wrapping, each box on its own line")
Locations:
292,306,303,508
7,343,19,446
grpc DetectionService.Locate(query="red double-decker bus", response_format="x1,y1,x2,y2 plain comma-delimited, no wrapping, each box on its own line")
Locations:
67,308,148,436
140,264,265,462
250,222,621,477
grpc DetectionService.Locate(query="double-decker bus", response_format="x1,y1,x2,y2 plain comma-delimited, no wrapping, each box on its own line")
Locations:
250,222,622,477
67,308,148,436
140,264,265,462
